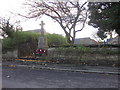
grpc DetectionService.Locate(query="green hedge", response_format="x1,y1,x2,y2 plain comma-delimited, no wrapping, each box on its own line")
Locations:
2,32,68,52
46,33,68,47
2,31,39,52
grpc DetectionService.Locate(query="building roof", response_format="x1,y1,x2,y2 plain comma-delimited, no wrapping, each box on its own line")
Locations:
74,37,99,45
25,29,41,33
25,29,46,34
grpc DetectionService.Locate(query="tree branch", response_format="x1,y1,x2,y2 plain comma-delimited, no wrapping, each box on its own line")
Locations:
75,10,88,32
22,0,88,45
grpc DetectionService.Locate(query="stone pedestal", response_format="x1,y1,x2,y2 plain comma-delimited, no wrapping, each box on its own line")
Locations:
38,37,48,49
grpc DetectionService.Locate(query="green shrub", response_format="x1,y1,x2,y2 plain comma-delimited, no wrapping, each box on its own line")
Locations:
2,32,69,52
46,33,68,46
2,31,39,52
12,31,39,44
2,38,16,49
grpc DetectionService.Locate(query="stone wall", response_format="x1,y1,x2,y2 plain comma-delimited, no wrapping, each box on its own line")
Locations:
2,40,37,58
18,41,37,57
47,48,119,66
2,49,18,59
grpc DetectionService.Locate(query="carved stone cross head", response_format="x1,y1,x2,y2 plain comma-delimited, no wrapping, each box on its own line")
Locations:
40,21,45,30
40,21,45,36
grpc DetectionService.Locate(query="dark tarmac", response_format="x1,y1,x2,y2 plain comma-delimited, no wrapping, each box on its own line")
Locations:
2,60,119,88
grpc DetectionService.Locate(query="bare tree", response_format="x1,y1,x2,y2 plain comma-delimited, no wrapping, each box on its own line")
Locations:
0,17,22,38
23,0,88,45
0,17,14,38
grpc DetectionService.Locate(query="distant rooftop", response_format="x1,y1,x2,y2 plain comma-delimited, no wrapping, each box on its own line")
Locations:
74,37,99,45
25,29,46,34
25,29,41,33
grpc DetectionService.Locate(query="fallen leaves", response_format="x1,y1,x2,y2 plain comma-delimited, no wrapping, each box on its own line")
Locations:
15,59,50,63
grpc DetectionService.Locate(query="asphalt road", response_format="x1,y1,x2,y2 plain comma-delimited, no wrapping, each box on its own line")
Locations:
2,63,119,88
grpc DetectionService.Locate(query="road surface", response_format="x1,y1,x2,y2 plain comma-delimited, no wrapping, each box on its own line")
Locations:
2,62,119,88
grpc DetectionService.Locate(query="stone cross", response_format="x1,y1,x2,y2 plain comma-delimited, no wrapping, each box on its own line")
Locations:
38,21,48,49
40,21,45,36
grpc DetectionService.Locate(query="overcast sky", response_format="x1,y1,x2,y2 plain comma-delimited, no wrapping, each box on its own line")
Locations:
0,0,99,39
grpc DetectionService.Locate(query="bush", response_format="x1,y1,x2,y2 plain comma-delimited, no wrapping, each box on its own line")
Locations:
2,32,69,53
2,38,16,50
12,31,39,44
46,33,68,47
2,31,39,52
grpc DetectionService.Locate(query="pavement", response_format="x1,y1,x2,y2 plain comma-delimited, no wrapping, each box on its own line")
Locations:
2,59,120,75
